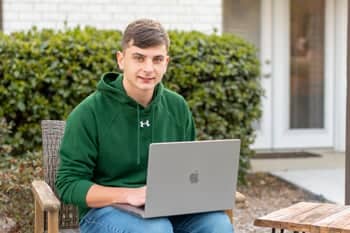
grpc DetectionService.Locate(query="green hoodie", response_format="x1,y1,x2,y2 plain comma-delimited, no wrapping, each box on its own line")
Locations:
55,72,196,220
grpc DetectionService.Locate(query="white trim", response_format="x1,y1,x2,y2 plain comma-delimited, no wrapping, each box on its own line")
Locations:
333,0,347,151
252,0,273,149
272,0,289,146
324,0,335,142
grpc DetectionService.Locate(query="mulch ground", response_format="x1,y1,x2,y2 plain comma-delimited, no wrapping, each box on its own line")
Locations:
235,172,329,233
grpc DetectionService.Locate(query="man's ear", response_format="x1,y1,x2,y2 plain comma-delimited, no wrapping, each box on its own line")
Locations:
165,55,170,65
163,55,170,70
116,51,124,70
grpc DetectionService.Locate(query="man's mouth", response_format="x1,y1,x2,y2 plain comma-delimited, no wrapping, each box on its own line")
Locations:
138,76,155,81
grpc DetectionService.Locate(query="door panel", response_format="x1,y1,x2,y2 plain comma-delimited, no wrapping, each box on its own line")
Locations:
272,0,334,149
290,0,325,129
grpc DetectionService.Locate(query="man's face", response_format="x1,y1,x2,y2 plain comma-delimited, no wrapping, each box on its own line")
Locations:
117,43,169,94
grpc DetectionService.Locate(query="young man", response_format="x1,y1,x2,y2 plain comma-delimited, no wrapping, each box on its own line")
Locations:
55,19,234,233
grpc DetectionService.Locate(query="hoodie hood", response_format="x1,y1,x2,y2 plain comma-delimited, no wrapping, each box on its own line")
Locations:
96,72,164,109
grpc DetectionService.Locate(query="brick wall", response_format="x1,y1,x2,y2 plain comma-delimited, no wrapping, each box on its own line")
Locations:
3,0,222,33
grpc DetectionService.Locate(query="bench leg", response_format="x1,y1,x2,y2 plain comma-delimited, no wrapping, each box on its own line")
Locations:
272,228,286,233
34,199,44,233
47,210,59,233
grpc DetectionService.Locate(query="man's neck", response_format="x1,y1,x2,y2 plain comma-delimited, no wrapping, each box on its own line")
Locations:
131,92,153,107
123,79,154,107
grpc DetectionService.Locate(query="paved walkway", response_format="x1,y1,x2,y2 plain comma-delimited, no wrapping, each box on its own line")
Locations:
250,149,345,204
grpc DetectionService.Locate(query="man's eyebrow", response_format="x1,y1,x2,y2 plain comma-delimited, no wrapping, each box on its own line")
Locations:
131,52,145,57
131,53,165,58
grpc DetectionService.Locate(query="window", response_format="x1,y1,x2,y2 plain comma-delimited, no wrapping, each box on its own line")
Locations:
289,0,325,129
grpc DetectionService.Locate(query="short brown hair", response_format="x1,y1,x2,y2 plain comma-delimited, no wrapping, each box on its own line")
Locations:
121,19,170,51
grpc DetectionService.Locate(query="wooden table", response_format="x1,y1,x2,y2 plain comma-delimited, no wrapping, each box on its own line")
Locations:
254,202,350,233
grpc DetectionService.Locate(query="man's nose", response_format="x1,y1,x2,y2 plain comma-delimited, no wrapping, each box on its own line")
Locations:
143,59,153,73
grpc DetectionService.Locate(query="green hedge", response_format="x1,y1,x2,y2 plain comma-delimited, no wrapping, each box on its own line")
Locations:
0,27,262,182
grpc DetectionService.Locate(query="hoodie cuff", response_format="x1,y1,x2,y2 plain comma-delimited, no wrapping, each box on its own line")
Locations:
72,180,95,208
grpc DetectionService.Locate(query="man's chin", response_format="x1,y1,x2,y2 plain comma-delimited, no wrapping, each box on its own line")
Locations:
137,84,156,92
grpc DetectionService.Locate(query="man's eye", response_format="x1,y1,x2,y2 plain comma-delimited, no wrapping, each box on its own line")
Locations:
134,56,144,62
153,57,164,63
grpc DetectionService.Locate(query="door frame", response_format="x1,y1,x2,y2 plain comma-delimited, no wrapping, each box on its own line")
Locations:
252,0,273,149
253,0,338,150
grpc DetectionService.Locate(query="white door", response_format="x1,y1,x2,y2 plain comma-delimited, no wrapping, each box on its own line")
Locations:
270,0,334,149
253,0,336,149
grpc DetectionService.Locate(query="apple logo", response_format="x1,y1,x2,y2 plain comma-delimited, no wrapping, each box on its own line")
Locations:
189,170,199,184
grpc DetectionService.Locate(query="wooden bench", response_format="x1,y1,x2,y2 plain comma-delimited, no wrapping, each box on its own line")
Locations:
32,120,246,233
254,202,350,233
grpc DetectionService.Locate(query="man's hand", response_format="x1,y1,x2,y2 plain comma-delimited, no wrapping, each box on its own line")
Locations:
86,184,147,208
126,186,147,207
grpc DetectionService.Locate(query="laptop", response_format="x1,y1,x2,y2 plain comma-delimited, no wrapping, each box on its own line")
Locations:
113,139,241,218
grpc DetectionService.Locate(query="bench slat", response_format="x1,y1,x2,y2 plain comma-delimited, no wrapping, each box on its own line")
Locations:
312,208,350,232
283,204,346,232
254,202,320,229
255,202,350,233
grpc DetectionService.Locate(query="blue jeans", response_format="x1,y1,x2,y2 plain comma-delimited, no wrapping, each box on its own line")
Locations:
80,206,234,233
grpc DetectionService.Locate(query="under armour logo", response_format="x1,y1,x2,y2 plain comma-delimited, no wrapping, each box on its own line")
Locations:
140,120,150,128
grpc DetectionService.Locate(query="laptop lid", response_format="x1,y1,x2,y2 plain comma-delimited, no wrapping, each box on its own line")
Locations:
143,139,240,218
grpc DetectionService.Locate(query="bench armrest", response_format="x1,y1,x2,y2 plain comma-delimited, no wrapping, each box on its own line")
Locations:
31,180,60,211
31,180,60,233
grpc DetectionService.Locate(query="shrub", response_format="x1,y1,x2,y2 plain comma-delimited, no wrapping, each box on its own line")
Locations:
0,27,121,153
0,27,262,182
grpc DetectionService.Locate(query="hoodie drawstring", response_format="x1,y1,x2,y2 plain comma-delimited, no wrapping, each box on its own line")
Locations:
137,105,155,165
151,108,155,143
137,105,141,165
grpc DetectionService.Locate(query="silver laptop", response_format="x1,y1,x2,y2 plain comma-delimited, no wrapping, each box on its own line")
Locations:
113,139,240,218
